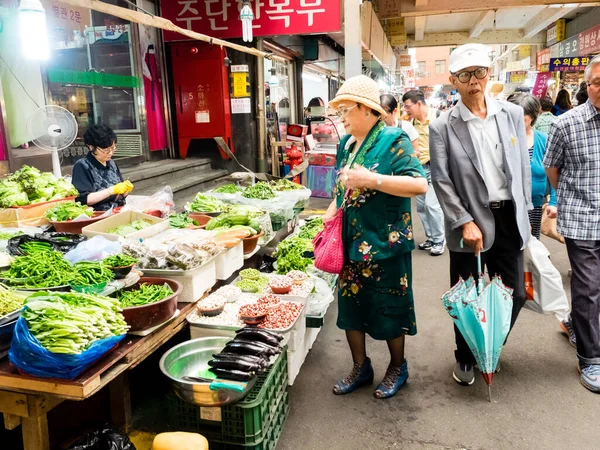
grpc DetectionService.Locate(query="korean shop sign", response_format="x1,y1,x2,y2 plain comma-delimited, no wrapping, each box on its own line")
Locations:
550,56,590,72
161,0,341,41
532,72,551,99
546,19,565,46
578,24,600,56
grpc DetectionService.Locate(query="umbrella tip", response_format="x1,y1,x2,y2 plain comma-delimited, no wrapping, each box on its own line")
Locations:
488,385,492,402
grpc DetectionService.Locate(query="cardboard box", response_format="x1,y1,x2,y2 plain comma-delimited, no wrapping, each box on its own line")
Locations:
0,197,75,228
370,13,385,63
287,124,308,142
82,210,168,241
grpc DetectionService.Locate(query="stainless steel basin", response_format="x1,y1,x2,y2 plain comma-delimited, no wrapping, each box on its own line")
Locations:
159,336,257,407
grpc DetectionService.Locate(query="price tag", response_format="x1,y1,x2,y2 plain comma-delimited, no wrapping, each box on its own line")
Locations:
200,406,222,422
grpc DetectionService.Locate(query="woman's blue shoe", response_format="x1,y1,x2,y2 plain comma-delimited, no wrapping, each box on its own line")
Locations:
333,357,374,395
374,360,408,399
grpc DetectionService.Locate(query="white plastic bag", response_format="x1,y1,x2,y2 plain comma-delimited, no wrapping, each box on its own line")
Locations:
65,236,122,263
523,236,570,322
125,186,175,217
306,276,335,316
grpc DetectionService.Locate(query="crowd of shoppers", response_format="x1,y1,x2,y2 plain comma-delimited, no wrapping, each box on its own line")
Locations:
327,44,600,399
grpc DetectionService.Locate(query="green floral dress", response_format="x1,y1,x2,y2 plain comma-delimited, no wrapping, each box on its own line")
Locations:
335,121,425,340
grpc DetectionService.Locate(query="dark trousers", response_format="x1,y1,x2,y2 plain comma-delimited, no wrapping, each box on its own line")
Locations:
564,238,600,365
449,203,526,364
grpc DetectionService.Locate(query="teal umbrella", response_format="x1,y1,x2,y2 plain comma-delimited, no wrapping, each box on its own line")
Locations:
442,251,513,401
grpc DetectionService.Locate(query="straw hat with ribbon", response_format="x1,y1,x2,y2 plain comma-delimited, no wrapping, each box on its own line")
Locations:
329,75,387,118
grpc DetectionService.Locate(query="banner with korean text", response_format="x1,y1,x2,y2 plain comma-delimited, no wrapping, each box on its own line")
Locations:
160,0,341,41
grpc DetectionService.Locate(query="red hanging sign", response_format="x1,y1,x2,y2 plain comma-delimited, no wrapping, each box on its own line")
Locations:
532,72,551,99
161,0,342,42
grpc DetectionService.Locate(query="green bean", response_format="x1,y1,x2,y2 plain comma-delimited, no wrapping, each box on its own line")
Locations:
116,283,173,308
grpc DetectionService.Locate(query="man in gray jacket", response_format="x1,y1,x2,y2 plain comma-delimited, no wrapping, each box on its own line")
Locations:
429,44,532,386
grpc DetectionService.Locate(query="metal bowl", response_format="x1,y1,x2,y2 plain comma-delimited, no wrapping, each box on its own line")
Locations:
159,336,257,407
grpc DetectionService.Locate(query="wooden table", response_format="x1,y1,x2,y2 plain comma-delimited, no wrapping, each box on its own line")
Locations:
0,301,196,450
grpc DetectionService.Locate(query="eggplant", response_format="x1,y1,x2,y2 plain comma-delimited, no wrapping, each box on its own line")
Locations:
236,327,283,341
235,328,281,347
209,367,255,381
224,341,272,356
208,358,263,373
228,338,279,355
212,352,268,367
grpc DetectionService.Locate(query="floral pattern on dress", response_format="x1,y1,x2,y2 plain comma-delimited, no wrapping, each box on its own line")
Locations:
388,212,414,247
340,260,382,297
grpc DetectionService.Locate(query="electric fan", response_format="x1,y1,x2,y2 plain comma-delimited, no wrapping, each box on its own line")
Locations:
27,105,78,178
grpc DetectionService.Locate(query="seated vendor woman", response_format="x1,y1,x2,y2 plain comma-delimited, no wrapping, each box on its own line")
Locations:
72,124,133,211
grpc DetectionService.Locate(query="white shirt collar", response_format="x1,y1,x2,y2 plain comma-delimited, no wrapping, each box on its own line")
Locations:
458,96,500,122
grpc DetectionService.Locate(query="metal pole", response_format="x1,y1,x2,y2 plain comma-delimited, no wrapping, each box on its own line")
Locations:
344,0,362,78
256,39,267,173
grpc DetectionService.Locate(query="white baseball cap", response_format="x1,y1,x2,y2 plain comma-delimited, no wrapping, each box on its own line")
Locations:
449,44,491,73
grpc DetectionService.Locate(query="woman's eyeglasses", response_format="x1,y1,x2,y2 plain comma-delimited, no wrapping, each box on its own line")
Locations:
453,67,489,83
336,104,358,117
97,144,117,154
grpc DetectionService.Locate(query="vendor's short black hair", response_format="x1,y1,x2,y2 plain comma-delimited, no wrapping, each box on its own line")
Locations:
83,124,117,149
540,97,553,112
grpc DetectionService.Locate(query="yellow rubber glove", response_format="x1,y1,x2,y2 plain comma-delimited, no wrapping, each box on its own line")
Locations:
111,182,128,195
123,180,134,194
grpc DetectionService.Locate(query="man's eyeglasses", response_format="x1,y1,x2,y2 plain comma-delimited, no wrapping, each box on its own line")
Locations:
453,67,489,83
336,104,358,117
587,80,600,88
96,144,117,154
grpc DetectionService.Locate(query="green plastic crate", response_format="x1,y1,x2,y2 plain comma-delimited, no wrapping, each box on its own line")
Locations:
170,350,289,446
210,394,290,450
306,312,325,328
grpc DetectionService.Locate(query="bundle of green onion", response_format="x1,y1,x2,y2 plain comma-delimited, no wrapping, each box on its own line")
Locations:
22,292,129,354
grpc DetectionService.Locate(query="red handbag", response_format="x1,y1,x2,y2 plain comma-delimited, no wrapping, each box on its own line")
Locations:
312,191,349,275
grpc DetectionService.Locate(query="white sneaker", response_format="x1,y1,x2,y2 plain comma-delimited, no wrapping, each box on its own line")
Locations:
430,241,445,256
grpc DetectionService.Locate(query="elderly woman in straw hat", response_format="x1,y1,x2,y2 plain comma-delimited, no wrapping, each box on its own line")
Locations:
323,75,427,399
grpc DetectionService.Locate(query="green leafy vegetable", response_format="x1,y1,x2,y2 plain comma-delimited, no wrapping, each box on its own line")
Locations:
22,291,128,354
45,201,93,222
169,213,198,229
271,179,304,191
108,220,153,236
116,283,173,308
274,236,314,274
104,254,137,268
297,217,324,240
214,184,242,194
187,193,227,213
242,182,276,200
0,166,78,207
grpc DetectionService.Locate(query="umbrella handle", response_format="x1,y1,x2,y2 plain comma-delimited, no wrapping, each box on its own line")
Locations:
459,238,483,277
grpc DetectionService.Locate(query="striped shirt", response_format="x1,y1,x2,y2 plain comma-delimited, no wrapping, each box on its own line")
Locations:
543,100,600,240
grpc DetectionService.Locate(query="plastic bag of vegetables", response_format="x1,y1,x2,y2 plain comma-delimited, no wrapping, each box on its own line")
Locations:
8,292,128,379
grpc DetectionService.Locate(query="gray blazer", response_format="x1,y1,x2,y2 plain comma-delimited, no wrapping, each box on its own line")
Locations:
428,99,532,253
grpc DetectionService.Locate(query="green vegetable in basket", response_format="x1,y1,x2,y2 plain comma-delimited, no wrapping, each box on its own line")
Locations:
235,279,260,293
0,283,25,316
169,213,198,229
0,166,78,207
242,182,276,200
187,193,227,213
239,268,261,280
22,291,128,354
116,283,173,308
45,201,93,222
214,184,242,194
71,261,114,286
3,251,74,288
108,219,153,237
104,254,137,268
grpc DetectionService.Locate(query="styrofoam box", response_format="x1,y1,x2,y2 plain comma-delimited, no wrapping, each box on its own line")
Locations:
215,242,244,280
82,210,168,242
190,324,236,340
285,305,307,352
149,259,217,303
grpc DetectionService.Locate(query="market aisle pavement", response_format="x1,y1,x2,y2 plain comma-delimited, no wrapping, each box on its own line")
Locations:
278,198,599,450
